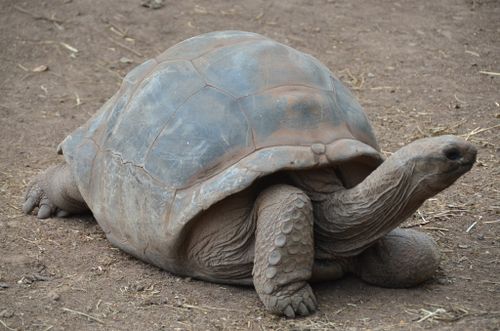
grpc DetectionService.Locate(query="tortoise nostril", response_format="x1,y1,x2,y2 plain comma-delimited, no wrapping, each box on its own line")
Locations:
444,148,461,161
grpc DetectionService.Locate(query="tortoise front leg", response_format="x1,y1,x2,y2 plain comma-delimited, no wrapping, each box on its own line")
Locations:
23,163,88,219
253,185,317,318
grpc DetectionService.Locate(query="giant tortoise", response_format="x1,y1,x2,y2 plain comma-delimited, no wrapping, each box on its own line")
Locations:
23,31,477,317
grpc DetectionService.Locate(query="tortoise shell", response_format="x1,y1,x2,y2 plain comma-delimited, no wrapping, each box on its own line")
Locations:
58,31,383,270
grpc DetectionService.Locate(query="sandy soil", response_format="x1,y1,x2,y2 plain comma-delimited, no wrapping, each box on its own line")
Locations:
0,0,499,330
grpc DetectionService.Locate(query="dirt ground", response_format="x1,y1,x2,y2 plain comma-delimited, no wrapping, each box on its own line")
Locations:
0,0,499,330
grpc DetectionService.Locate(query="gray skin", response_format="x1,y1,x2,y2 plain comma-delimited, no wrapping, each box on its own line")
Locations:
23,134,476,318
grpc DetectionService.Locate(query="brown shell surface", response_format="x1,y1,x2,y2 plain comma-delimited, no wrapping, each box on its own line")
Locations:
58,31,382,271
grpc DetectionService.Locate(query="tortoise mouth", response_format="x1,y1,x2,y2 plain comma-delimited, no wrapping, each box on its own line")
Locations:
438,159,475,182
461,160,475,168
458,160,475,173
425,158,475,193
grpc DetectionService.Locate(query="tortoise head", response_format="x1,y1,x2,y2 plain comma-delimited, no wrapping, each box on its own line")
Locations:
391,135,477,196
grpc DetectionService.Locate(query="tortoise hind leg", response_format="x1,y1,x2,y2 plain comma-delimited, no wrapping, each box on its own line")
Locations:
23,163,88,219
253,185,317,317
353,228,440,288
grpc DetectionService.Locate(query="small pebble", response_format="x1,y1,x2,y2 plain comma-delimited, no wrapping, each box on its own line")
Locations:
47,291,60,301
141,0,165,9
142,298,157,306
436,277,453,285
120,57,133,64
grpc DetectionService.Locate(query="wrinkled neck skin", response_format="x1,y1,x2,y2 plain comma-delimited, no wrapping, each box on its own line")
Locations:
313,158,430,259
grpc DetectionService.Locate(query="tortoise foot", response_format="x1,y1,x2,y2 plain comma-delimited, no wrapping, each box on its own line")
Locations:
260,282,317,317
23,169,60,219
22,164,87,219
355,228,440,288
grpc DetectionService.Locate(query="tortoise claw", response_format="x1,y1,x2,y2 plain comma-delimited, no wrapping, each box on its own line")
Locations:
303,295,317,312
297,302,310,316
37,204,54,219
283,305,295,318
23,182,44,215
22,196,38,215
37,195,56,219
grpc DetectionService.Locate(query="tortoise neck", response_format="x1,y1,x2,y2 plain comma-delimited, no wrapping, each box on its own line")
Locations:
313,158,425,258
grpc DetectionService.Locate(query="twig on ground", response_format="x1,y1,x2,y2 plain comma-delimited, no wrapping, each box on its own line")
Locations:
13,5,63,24
180,303,246,313
17,64,29,71
416,125,427,137
463,124,500,140
74,92,81,106
404,211,431,228
19,40,78,55
339,68,365,90
427,209,469,219
370,86,396,90
479,70,500,76
0,319,17,331
95,62,124,82
484,219,500,224
109,24,127,38
417,308,446,322
107,37,143,57
59,42,78,53
417,210,429,224
465,50,480,57
415,119,467,138
431,119,467,136
162,302,246,314
454,94,467,104
465,221,477,233
6,201,20,211
62,307,105,324
422,226,449,232
96,299,102,310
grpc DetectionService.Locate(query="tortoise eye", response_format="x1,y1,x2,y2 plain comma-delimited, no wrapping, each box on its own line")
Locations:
444,148,461,161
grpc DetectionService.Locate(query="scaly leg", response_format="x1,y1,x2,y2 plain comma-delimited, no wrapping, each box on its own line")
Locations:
23,163,88,219
353,228,440,287
253,185,317,317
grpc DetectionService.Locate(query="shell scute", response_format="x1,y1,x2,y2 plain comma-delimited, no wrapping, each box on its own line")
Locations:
238,87,345,148
144,86,253,187
156,31,264,62
105,60,206,166
192,39,333,98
